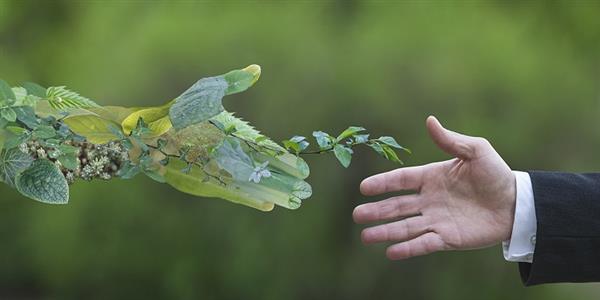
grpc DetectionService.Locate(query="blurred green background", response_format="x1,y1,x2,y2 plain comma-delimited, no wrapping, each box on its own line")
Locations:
1,0,600,299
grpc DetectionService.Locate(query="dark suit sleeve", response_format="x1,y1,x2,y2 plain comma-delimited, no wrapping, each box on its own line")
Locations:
519,171,600,286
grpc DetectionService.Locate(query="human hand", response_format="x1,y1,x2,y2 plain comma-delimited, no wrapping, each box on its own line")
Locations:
353,116,516,260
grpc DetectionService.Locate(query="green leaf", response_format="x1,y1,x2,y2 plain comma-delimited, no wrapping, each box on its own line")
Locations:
169,65,262,130
336,126,366,142
15,159,69,204
381,144,403,164
63,114,121,144
377,136,409,152
169,76,228,130
5,126,26,135
368,142,385,156
222,64,261,95
22,82,47,98
164,159,275,212
121,101,173,136
1,108,17,122
0,79,15,104
0,148,34,186
46,86,99,110
333,144,353,168
57,154,79,170
13,106,39,129
354,134,370,144
312,131,333,149
32,125,56,139
58,144,79,155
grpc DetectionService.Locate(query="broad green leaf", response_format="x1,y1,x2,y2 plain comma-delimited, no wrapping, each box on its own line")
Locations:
0,79,15,104
46,86,100,110
23,82,47,98
333,144,353,168
336,126,366,142
121,101,174,136
15,159,69,204
63,114,121,144
169,65,262,130
169,76,228,130
164,159,274,212
1,108,17,122
0,148,33,186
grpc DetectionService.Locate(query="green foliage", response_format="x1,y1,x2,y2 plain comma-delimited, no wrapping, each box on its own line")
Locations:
15,159,69,204
0,65,405,211
46,86,100,110
169,65,261,130
284,126,409,168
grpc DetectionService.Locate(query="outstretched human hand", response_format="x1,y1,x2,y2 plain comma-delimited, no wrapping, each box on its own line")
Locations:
353,116,516,260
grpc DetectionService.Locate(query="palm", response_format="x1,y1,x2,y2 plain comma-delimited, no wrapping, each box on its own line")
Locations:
353,117,516,260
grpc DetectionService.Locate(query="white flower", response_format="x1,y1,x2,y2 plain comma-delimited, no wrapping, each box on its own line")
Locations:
248,161,271,183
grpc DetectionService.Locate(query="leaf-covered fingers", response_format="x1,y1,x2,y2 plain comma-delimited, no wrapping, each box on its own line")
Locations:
360,166,424,196
385,232,446,260
361,216,431,244
353,194,421,224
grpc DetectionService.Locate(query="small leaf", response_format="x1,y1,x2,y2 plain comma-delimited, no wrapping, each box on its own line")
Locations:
381,144,403,164
368,142,385,156
377,136,407,151
336,126,366,142
15,159,69,204
312,131,333,149
58,144,79,155
354,134,370,144
282,140,300,153
58,154,79,170
32,125,56,139
22,82,47,98
5,126,26,135
13,106,39,129
333,144,353,168
0,79,15,103
289,136,309,152
1,108,17,122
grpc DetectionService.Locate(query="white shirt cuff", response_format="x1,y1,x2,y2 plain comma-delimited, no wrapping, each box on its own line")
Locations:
502,171,537,263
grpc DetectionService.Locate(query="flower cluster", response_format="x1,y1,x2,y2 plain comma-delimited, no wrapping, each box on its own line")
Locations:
19,140,128,184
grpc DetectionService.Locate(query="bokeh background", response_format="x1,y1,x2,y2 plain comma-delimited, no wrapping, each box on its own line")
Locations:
1,0,600,299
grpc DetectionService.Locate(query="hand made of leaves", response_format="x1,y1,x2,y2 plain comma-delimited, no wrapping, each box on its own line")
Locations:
0,65,409,211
